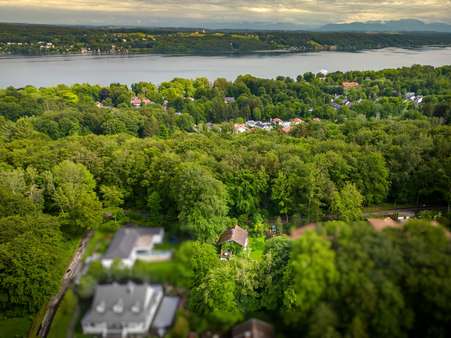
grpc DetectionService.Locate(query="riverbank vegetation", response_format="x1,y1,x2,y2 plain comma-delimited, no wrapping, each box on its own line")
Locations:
1,23,451,55
0,65,450,337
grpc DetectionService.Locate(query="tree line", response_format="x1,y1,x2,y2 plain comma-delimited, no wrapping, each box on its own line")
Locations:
2,23,451,55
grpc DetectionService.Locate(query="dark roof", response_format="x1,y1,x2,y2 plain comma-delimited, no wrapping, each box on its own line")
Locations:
82,282,163,328
104,226,164,259
152,297,180,329
232,319,274,338
218,225,248,247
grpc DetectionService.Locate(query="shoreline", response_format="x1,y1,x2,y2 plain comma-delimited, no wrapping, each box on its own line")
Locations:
1,45,451,60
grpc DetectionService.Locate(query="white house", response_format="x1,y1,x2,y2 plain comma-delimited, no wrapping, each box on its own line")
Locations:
101,227,169,269
82,282,179,338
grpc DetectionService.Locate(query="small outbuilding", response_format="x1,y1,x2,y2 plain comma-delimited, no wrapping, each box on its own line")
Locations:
218,225,248,259
218,225,249,248
232,318,274,338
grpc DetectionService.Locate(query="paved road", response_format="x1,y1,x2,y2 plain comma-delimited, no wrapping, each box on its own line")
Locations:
363,206,447,218
36,231,93,338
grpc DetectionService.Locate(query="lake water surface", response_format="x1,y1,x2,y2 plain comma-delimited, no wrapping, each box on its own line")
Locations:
1,47,451,87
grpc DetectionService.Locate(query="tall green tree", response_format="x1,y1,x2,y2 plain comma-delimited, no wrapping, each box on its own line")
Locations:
51,160,102,232
331,183,363,222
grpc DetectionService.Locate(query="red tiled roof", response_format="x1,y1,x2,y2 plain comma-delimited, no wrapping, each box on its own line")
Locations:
342,81,360,90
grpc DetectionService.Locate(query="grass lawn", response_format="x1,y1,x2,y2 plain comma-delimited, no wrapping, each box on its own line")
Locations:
248,236,266,261
48,289,78,338
132,260,178,284
83,230,113,259
0,317,32,338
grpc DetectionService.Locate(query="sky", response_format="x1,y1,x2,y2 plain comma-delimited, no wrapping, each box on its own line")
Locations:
0,0,450,28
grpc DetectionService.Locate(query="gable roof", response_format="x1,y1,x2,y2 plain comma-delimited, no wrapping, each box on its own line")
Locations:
104,226,164,259
368,217,400,231
232,318,274,338
82,282,163,327
218,225,248,247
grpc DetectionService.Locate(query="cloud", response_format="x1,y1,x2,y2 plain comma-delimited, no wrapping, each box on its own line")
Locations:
0,0,450,26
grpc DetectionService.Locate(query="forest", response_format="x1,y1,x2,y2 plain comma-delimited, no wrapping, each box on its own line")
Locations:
2,22,451,55
0,65,450,337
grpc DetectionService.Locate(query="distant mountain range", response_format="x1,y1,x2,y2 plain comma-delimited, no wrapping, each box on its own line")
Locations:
320,19,451,33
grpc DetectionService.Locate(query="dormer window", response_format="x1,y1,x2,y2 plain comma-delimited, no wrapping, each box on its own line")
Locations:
113,298,124,313
131,301,140,313
96,301,106,313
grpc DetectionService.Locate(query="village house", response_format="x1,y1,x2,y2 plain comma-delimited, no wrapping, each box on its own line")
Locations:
101,226,170,269
233,123,248,133
342,81,360,90
290,117,304,125
141,98,152,105
82,282,179,338
224,96,236,104
130,96,152,108
218,225,248,259
130,96,142,107
271,117,283,126
232,319,274,338
396,211,415,223
281,125,292,134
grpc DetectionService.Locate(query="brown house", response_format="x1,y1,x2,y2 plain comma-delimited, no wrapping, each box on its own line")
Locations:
367,217,401,231
218,225,249,248
232,319,274,338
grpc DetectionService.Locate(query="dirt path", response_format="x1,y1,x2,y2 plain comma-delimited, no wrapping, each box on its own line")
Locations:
36,231,93,338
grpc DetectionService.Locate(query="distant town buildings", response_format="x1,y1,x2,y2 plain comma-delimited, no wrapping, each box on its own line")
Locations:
224,96,236,104
342,81,360,90
233,117,307,134
130,96,153,108
405,92,424,105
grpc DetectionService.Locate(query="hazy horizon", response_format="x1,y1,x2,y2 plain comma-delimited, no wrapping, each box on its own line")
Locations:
1,1,450,28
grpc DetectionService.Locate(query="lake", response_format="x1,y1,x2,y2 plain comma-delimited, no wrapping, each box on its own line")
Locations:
1,47,451,87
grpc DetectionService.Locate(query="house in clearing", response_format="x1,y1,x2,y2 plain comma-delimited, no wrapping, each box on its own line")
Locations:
101,226,170,269
82,282,179,338
232,318,274,338
218,225,248,259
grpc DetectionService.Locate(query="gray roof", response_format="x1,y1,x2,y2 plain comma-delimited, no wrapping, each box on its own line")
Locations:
152,297,179,329
104,226,164,259
82,283,163,328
